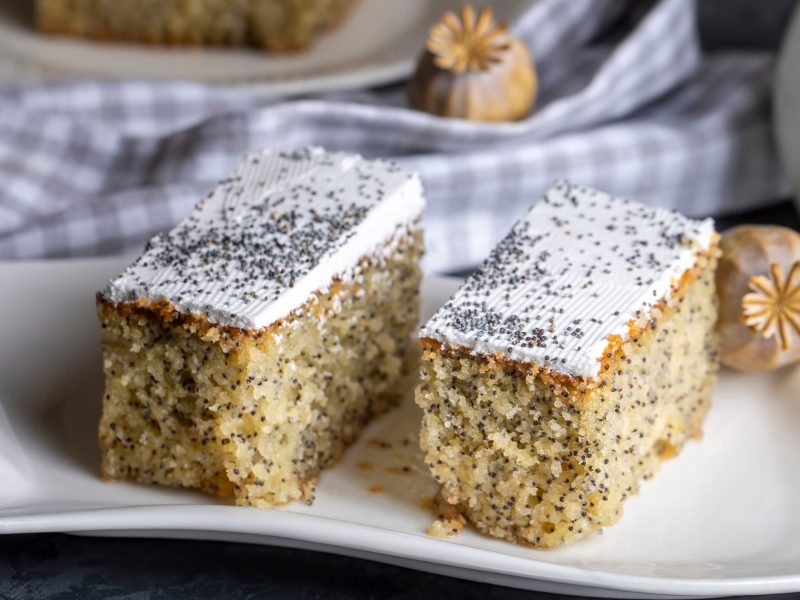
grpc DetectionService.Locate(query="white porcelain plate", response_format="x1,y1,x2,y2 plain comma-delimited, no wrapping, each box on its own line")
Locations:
1,258,800,599
0,0,530,95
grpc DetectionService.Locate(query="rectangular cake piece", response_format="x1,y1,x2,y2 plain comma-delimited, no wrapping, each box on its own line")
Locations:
97,147,425,507
417,181,719,547
36,0,359,51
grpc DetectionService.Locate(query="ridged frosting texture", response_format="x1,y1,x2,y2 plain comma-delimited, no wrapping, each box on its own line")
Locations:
421,180,715,378
102,147,425,330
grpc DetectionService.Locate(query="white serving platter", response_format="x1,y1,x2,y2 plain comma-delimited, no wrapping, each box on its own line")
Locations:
1,257,799,598
0,0,530,96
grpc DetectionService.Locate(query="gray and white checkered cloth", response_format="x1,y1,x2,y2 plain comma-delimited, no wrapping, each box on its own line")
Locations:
0,0,788,273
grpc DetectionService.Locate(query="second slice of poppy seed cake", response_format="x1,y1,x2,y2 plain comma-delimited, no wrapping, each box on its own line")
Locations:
416,181,719,547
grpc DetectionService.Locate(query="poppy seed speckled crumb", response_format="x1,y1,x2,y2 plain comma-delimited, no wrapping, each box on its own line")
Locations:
416,184,720,548
96,148,425,507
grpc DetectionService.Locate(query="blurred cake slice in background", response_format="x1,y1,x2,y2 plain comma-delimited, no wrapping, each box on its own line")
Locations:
96,147,425,507
36,0,359,51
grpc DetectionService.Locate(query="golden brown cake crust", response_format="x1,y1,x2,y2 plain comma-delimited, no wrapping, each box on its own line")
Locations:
95,221,412,346
96,278,346,348
420,237,720,396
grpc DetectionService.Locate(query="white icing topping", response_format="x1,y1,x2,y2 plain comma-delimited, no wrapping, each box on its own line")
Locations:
102,147,425,330
420,181,715,378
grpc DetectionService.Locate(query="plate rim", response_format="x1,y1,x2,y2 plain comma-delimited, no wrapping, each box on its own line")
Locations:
2,505,800,597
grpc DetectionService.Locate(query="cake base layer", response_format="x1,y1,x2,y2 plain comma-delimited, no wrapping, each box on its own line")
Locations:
416,248,719,548
98,227,422,507
37,0,358,51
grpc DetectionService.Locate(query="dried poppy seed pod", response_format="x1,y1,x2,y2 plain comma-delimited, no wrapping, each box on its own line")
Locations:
716,225,800,371
407,5,537,122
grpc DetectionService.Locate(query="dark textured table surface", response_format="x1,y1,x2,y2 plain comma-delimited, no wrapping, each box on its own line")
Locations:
3,201,800,600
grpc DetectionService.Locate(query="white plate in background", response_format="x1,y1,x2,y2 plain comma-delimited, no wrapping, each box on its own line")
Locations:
1,257,800,598
0,0,531,96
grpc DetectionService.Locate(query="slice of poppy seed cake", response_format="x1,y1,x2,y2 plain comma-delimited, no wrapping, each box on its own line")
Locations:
416,181,719,547
97,147,425,507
